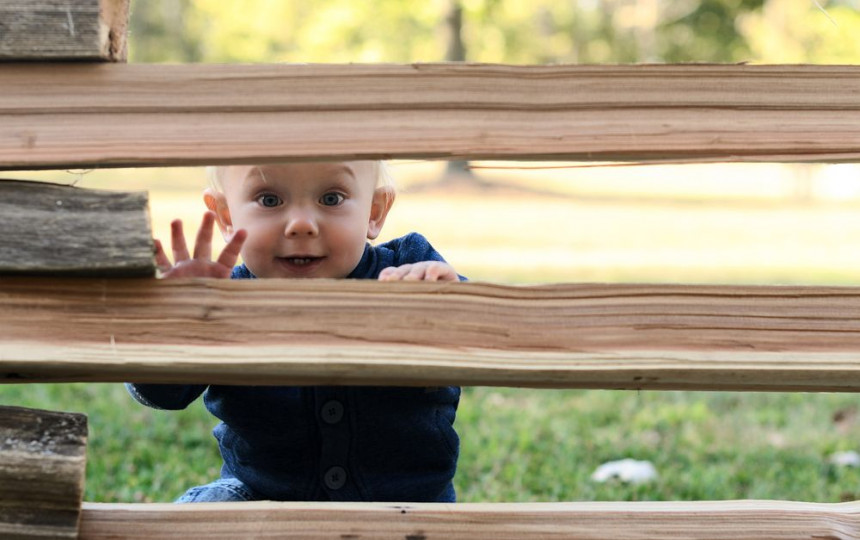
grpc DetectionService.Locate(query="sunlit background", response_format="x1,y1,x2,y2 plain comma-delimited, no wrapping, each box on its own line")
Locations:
9,0,860,285
6,0,860,504
12,160,860,285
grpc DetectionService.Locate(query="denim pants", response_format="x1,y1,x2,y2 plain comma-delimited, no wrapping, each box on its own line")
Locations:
176,477,258,503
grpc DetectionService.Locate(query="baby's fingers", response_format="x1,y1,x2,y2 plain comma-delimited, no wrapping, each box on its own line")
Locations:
424,263,444,281
401,264,429,281
378,265,412,281
217,229,247,269
153,239,172,272
192,212,216,260
170,219,191,262
426,263,459,282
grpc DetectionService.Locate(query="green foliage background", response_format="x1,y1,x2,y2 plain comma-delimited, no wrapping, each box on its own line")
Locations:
128,0,860,65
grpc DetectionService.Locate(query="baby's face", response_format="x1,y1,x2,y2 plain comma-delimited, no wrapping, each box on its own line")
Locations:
218,161,384,279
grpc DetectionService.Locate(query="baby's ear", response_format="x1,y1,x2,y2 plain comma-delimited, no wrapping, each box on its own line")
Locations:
203,189,234,238
367,186,395,240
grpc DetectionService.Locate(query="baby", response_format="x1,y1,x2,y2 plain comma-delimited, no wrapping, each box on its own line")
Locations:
127,161,463,503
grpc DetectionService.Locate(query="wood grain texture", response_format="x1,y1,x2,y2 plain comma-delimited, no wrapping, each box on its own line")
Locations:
3,278,860,391
0,179,154,276
0,63,858,169
78,500,860,540
0,0,129,61
0,406,87,540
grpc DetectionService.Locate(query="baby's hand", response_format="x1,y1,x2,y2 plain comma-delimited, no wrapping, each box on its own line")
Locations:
378,261,459,282
154,211,246,279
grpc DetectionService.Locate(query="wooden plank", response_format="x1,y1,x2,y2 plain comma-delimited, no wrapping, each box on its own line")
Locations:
0,0,129,61
0,406,87,540
3,278,860,391
1,63,859,169
0,179,154,276
78,500,860,540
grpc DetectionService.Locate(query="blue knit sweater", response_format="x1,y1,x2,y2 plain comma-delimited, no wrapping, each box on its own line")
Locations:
126,233,462,502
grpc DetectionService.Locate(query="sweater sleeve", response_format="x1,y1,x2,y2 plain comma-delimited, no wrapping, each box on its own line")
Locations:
390,232,468,282
125,383,206,410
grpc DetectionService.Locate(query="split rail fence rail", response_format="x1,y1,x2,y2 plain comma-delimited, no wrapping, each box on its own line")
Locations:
3,1,860,538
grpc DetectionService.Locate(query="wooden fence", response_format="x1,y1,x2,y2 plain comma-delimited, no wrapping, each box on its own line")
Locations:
3,1,860,538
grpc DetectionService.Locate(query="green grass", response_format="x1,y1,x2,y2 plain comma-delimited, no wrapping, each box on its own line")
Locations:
457,389,860,502
3,384,860,503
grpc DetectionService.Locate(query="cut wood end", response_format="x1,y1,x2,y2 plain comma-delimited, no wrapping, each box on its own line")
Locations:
100,0,129,62
0,0,130,61
0,405,88,457
0,406,88,540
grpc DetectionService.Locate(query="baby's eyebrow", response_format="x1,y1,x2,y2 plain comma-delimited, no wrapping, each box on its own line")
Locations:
235,166,270,188
332,164,356,180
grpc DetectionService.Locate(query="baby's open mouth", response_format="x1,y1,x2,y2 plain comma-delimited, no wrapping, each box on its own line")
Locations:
281,256,323,267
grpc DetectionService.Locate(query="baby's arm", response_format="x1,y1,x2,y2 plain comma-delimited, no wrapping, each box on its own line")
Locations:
154,212,246,279
125,383,206,410
127,212,242,410
378,261,460,282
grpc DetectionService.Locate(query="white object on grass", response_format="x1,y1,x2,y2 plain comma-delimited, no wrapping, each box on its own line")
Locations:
829,450,860,467
591,458,658,484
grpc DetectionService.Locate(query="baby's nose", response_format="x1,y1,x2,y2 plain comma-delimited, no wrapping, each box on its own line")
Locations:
284,212,319,237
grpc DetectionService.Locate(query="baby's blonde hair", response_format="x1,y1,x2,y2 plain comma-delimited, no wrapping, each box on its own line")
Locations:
206,161,395,193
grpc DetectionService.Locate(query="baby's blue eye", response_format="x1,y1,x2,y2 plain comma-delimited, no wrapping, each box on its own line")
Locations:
320,192,345,206
257,194,281,207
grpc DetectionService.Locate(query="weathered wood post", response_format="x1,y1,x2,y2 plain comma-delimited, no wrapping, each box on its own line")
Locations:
0,405,88,540
0,180,154,276
0,0,130,61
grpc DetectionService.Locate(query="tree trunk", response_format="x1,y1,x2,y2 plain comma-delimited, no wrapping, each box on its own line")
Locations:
443,0,474,180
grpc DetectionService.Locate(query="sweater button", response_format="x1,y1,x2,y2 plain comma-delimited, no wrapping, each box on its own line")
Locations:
321,400,344,424
324,466,347,490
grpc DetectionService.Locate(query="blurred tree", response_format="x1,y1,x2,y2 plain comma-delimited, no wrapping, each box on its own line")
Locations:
740,0,860,63
188,1,301,62
128,1,860,67
461,0,640,64
127,0,671,65
659,0,764,63
446,0,467,63
443,1,475,183
184,0,441,63
128,0,203,62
